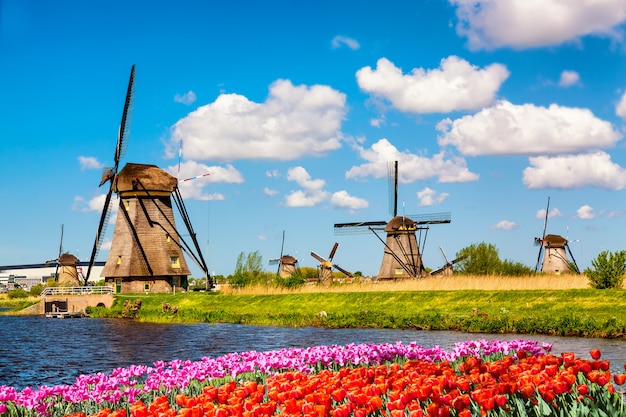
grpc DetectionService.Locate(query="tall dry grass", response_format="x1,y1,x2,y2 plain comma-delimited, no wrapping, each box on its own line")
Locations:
219,273,590,295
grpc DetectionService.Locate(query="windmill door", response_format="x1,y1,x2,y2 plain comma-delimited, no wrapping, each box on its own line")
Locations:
115,278,122,294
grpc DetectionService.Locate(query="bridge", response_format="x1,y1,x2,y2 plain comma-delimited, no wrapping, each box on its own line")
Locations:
39,286,115,317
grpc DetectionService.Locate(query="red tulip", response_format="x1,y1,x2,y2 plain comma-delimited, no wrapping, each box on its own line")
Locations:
614,373,626,385
577,384,589,395
590,349,601,360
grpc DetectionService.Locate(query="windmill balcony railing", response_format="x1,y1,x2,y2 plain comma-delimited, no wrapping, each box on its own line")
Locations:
41,286,115,296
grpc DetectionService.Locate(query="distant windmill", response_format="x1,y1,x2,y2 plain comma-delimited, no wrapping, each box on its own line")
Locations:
334,161,451,279
311,242,352,284
269,231,300,278
430,247,467,276
45,224,81,285
534,197,579,274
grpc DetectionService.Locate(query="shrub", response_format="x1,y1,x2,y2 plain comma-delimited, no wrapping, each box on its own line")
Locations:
29,283,45,296
585,250,626,289
7,288,30,299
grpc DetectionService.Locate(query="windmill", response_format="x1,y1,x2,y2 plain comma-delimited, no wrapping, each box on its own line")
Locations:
534,197,579,274
85,65,211,293
334,161,451,280
311,242,353,284
45,224,81,285
269,231,300,278
430,247,467,276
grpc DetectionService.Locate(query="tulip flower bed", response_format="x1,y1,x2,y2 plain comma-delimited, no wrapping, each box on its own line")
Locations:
0,340,624,417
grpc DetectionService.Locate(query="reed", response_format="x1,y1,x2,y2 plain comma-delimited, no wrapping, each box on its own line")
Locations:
219,273,590,295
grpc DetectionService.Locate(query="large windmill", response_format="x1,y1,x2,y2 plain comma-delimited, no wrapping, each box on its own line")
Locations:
534,197,579,274
269,231,300,278
311,242,352,284
85,65,211,293
334,161,450,280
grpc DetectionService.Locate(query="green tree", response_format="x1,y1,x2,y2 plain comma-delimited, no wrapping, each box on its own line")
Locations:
455,242,501,275
585,250,626,289
229,251,265,288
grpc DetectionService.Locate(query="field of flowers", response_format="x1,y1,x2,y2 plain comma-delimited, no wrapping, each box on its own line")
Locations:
0,340,624,417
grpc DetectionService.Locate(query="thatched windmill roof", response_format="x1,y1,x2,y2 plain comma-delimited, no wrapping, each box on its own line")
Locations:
114,163,177,195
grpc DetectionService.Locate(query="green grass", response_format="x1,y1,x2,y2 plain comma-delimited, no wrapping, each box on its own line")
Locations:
85,288,626,338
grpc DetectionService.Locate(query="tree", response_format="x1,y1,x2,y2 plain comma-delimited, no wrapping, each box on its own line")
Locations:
229,251,265,288
455,242,501,275
585,250,626,289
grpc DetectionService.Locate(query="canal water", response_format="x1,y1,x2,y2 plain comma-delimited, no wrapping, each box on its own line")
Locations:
0,315,624,389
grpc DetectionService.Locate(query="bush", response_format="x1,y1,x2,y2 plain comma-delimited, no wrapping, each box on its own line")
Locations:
29,283,44,296
7,288,30,299
585,250,626,289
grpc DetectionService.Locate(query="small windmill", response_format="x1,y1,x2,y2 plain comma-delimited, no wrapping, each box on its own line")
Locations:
430,247,467,276
269,231,300,278
85,65,211,292
534,197,579,274
45,225,81,285
311,242,352,284
334,161,451,279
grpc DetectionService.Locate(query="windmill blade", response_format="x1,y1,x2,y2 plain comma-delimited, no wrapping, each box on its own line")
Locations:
310,251,327,264
439,247,449,264
328,242,339,261
85,187,114,283
332,263,352,277
115,65,135,171
388,161,398,217
450,254,467,265
535,197,550,272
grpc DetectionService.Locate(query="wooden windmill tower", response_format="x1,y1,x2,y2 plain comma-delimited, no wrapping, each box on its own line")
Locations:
534,197,579,274
85,65,211,293
269,231,300,278
311,242,352,285
334,161,450,280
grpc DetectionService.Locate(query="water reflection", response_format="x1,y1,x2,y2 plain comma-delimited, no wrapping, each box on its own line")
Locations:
0,316,624,389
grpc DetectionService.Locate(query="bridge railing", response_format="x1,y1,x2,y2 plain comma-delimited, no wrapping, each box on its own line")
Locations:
41,286,115,296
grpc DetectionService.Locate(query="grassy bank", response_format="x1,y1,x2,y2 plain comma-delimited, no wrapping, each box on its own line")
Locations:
85,275,626,339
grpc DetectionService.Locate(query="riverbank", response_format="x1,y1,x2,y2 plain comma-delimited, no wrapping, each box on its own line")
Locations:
2,276,624,338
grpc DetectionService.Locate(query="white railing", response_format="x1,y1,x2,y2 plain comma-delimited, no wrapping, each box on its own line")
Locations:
41,286,114,296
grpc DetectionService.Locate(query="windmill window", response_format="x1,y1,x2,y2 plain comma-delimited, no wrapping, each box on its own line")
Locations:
170,256,180,268
124,201,130,210
166,234,171,242
116,256,122,265
394,268,403,275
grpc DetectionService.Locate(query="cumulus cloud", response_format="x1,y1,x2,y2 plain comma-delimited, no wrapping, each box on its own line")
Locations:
356,56,509,113
331,35,360,50
284,167,329,207
169,80,346,162
263,187,278,197
491,220,517,230
170,160,243,200
536,207,563,220
523,152,626,189
577,204,595,219
616,90,626,120
437,100,622,156
174,91,197,105
417,187,449,206
78,156,103,170
330,190,369,210
346,138,479,183
558,71,581,87
450,0,626,50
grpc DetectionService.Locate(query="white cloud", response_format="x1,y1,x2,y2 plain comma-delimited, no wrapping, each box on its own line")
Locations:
265,170,280,178
347,138,479,183
284,167,329,207
356,56,508,113
169,79,346,162
523,152,626,189
491,220,517,230
78,156,103,170
174,91,197,105
450,0,626,50
263,187,278,197
331,35,360,50
577,204,595,219
437,100,622,156
616,90,626,120
536,207,563,220
558,71,581,87
170,161,242,200
330,190,369,210
417,187,449,206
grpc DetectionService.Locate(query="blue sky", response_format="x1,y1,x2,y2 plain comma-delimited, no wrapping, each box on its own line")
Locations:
2,0,626,278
